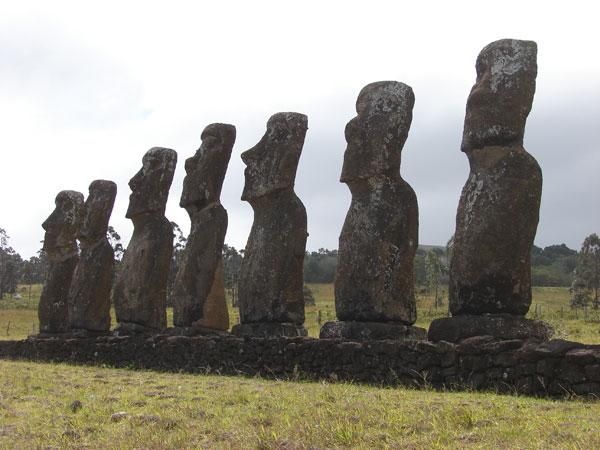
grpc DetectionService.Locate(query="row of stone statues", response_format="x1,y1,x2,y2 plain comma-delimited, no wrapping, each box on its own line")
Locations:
38,38,549,342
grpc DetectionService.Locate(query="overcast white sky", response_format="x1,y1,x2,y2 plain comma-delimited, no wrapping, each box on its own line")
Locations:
1,0,599,258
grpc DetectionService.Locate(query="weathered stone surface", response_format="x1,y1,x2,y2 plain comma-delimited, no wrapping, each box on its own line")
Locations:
68,180,117,332
320,321,426,341
334,81,418,325
450,39,541,316
428,314,553,342
234,112,308,336
172,123,235,330
113,147,177,333
39,190,84,333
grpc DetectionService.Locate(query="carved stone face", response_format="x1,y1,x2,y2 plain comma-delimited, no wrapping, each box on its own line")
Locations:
79,180,117,245
241,112,308,202
126,147,177,218
180,123,236,211
42,190,84,256
461,39,537,153
341,81,414,183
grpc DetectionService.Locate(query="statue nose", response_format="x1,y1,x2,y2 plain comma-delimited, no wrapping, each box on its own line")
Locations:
184,157,195,173
241,149,255,164
129,169,143,189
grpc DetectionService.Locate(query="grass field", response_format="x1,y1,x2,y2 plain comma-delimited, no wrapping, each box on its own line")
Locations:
1,360,599,449
1,284,599,448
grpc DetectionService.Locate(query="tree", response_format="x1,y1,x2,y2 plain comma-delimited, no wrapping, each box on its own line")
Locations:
425,250,443,308
166,222,187,305
0,228,22,299
570,272,590,308
20,252,48,302
223,244,243,307
531,243,577,287
574,233,600,308
26,249,49,284
107,226,124,260
303,249,337,283
107,226,125,294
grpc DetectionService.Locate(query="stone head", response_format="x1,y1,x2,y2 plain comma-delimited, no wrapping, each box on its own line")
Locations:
461,39,537,153
241,112,308,202
180,123,236,211
79,180,117,245
126,147,177,218
341,81,414,183
42,190,84,256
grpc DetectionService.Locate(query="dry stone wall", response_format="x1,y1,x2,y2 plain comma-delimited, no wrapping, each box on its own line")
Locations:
1,335,599,398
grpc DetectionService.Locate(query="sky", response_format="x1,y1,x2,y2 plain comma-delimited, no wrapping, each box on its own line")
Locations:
1,0,598,259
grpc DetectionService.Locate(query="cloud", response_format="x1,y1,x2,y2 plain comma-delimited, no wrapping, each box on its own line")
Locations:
1,2,599,258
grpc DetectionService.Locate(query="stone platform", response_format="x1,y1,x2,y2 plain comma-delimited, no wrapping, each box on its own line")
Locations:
231,322,308,338
320,321,426,340
428,314,553,343
1,334,599,398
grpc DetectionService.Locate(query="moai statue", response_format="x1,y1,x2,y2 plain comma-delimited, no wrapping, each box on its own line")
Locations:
232,112,308,337
38,190,84,334
429,39,552,342
68,180,117,334
113,147,177,333
172,123,236,331
320,81,426,340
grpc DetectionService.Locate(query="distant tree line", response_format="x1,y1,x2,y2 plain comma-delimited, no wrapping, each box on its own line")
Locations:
531,244,578,287
300,241,585,290
304,249,338,283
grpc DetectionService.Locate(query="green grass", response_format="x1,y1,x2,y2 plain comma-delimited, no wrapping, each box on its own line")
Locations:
0,359,599,449
2,284,600,448
2,284,600,343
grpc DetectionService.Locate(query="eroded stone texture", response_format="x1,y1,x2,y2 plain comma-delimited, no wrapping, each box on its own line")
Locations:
113,147,177,333
330,82,419,338
68,180,117,333
232,112,308,337
449,39,541,316
172,123,235,330
38,190,84,333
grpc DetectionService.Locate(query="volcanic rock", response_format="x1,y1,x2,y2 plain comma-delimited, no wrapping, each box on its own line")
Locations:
38,190,84,334
233,112,308,337
113,147,177,333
